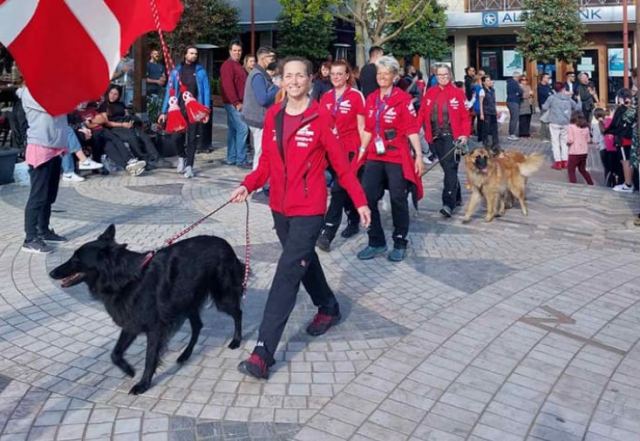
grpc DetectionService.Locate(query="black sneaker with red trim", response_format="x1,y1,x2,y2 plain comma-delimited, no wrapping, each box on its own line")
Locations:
306,311,342,336
237,353,269,379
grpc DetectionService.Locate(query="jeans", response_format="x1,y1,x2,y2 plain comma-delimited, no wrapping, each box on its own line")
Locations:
224,104,249,165
507,102,520,136
253,213,337,365
362,160,409,249
61,129,83,174
24,156,62,241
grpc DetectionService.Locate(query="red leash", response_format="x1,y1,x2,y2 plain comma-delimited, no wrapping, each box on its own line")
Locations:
141,200,252,296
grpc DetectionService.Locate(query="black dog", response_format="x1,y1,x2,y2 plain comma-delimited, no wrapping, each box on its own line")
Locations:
49,225,244,395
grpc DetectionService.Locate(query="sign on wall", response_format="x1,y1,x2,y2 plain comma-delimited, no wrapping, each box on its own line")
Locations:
608,48,631,77
503,50,524,77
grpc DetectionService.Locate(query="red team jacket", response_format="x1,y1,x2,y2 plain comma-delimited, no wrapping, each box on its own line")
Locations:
419,82,471,143
319,86,365,155
357,87,424,202
242,100,367,217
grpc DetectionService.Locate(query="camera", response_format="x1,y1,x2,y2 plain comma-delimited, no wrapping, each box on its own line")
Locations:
383,128,397,141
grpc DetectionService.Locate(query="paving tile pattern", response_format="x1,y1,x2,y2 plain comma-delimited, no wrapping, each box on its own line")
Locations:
1,127,640,440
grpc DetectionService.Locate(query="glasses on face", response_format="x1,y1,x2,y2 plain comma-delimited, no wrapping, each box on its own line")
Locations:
436,73,449,77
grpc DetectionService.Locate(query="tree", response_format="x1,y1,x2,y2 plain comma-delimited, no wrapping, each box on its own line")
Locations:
334,0,443,66
516,0,587,63
149,0,240,58
384,2,448,62
277,0,335,63
279,0,444,66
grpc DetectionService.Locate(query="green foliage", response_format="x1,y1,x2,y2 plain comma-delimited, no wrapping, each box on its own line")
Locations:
276,0,335,63
149,0,240,57
384,2,448,59
516,0,587,63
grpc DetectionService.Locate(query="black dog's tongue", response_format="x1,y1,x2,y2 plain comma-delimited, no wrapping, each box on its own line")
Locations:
61,273,83,288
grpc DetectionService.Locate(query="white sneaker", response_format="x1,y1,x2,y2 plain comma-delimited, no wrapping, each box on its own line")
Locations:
62,172,85,182
78,158,103,170
177,157,186,174
507,135,519,141
613,183,633,193
125,159,146,176
183,166,194,178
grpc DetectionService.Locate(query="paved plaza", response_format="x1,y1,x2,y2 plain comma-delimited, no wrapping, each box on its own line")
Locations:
1,114,640,441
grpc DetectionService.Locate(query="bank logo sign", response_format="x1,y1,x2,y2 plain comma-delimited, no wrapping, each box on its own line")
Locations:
482,11,499,27
450,6,632,28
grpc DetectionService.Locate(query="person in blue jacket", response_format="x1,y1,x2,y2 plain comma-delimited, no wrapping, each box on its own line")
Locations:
159,46,210,178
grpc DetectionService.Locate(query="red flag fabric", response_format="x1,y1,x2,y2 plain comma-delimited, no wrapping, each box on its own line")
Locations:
0,0,183,116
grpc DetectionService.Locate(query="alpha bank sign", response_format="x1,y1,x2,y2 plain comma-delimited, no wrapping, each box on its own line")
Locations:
448,6,636,28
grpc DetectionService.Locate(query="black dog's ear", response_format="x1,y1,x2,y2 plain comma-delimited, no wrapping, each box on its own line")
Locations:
99,224,116,242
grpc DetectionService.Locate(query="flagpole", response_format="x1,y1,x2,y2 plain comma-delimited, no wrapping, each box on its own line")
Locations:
250,0,255,56
623,0,629,88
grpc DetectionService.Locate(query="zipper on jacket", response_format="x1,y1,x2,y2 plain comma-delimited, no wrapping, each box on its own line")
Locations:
303,162,311,197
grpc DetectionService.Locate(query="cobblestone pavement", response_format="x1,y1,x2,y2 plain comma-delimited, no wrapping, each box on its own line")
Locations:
1,114,640,440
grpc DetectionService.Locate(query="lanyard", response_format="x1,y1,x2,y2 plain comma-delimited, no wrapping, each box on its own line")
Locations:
375,90,391,137
332,88,347,116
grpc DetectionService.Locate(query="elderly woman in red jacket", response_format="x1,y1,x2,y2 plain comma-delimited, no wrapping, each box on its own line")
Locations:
355,56,425,263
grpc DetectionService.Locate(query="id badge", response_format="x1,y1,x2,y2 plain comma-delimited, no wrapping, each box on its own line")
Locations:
374,137,386,155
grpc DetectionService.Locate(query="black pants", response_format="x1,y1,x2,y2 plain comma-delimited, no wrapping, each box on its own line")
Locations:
323,166,360,239
432,136,461,210
483,114,499,150
476,115,485,143
362,160,409,249
24,156,61,241
95,130,134,168
172,121,202,167
110,127,159,163
254,212,338,365
519,114,532,137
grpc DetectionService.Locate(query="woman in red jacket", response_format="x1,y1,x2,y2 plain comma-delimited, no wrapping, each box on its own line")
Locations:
230,57,371,380
355,56,425,263
316,60,367,252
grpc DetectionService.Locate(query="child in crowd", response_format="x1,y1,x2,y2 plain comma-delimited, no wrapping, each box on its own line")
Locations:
592,107,620,187
566,112,594,185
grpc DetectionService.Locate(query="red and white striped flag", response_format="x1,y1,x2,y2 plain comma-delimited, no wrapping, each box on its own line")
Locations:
0,0,183,116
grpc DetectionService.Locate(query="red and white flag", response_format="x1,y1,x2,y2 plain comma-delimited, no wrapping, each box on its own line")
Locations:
0,0,183,116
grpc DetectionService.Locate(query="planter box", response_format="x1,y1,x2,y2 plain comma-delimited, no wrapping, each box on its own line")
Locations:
0,148,18,185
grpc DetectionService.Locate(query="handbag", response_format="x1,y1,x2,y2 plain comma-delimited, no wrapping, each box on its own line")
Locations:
540,110,550,124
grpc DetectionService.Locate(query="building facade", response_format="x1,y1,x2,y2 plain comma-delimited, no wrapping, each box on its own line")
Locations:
444,0,636,103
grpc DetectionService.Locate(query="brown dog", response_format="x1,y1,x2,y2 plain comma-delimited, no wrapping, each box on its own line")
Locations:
462,148,543,223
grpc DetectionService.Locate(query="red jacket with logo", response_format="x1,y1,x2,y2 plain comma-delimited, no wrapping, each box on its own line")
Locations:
356,87,424,202
319,86,365,154
419,83,471,143
242,100,367,217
